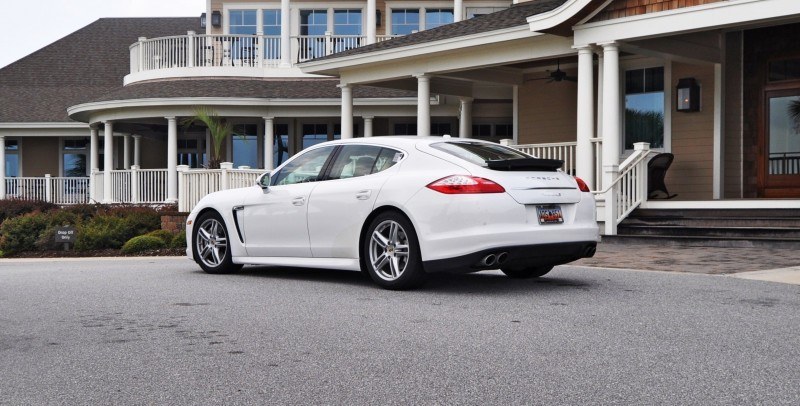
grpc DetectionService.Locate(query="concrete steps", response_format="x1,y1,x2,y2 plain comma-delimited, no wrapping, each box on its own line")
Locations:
608,208,800,248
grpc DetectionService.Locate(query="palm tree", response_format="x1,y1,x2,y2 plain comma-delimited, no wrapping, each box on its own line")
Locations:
181,107,232,169
790,100,800,133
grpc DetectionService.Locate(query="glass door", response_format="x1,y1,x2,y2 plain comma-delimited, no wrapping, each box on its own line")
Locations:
762,89,800,196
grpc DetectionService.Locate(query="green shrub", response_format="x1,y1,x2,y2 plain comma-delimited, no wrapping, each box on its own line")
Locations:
121,235,166,254
0,199,57,225
146,229,175,245
171,230,187,249
0,213,49,255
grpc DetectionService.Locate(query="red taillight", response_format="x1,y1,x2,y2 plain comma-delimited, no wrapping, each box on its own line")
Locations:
574,176,590,193
426,175,506,194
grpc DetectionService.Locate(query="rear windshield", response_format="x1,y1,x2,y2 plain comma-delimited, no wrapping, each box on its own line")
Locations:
431,141,529,166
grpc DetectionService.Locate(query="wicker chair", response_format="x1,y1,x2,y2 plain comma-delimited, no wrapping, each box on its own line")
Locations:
647,153,678,199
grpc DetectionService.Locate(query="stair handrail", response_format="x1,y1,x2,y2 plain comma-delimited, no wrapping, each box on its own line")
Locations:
591,142,654,235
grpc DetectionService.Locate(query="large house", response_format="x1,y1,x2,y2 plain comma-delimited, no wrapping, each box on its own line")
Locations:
1,0,799,236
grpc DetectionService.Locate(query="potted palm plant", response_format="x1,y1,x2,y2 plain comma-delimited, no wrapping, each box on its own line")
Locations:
182,107,232,169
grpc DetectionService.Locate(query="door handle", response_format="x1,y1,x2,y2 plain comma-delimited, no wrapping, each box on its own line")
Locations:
292,197,306,206
355,190,372,200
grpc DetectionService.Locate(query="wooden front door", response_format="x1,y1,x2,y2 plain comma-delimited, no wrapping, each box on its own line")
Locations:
759,67,800,197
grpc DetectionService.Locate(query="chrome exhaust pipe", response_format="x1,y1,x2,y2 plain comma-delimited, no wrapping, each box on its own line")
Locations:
480,254,497,267
496,252,508,265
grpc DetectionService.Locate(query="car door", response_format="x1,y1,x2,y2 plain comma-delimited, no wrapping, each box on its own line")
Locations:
241,145,336,257
307,145,405,258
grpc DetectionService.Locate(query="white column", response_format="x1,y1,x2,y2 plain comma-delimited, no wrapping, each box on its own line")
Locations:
454,0,464,22
575,45,596,188
596,51,604,140
600,42,621,235
415,74,431,136
340,83,354,139
367,0,377,45
123,134,131,169
264,117,274,170
280,0,291,67
103,121,114,203
512,85,519,143
166,117,178,203
90,125,99,171
0,136,5,199
132,135,141,167
713,63,724,199
459,97,472,138
363,116,374,137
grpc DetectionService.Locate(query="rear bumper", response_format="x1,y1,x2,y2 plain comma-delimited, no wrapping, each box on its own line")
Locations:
422,241,597,274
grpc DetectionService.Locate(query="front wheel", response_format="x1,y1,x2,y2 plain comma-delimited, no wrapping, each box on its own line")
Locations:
501,265,554,279
193,211,242,274
362,212,426,290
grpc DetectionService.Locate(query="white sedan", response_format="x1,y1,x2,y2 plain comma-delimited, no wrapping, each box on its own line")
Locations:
186,137,599,289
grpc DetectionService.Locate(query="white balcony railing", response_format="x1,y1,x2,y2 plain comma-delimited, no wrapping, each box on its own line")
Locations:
4,176,89,205
505,138,603,191
130,32,379,75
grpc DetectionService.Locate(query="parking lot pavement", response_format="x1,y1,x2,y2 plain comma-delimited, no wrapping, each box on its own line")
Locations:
573,240,800,276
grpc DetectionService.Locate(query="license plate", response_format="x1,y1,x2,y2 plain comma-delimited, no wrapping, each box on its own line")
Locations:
536,205,563,225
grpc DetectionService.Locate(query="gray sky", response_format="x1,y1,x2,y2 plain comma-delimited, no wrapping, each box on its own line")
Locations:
0,0,206,69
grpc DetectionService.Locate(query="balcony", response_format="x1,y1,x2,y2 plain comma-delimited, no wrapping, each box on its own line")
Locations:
126,32,399,84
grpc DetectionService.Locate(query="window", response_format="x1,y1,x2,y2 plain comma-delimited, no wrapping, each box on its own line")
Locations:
178,139,203,168
63,139,88,177
300,10,328,58
302,123,329,149
274,124,289,167
769,58,800,82
328,145,382,180
432,141,528,167
466,7,507,19
471,122,513,141
232,124,259,168
625,67,665,150
425,8,453,30
430,122,452,136
391,9,419,35
229,10,257,34
271,146,335,186
333,124,358,139
334,9,362,35
263,9,281,59
5,140,19,177
393,122,417,135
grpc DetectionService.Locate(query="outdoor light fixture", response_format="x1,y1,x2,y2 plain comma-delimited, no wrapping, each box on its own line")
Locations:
376,10,382,27
676,78,700,112
211,11,222,27
200,13,207,28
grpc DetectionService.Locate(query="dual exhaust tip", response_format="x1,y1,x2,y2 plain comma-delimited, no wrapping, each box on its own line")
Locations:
478,252,508,268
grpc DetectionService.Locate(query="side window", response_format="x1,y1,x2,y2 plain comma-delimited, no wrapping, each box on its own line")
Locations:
328,145,382,180
271,146,335,186
374,148,403,173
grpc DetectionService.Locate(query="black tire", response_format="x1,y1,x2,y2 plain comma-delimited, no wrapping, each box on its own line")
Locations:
362,211,426,290
192,211,242,274
501,265,554,279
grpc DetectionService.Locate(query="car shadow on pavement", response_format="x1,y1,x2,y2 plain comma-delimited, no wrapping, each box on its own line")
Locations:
229,266,594,294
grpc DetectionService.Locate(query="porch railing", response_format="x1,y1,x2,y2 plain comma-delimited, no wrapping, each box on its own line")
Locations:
4,176,89,205
92,167,169,204
130,32,382,74
504,138,603,191
177,163,263,212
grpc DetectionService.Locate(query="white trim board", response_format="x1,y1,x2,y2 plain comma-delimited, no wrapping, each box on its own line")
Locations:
574,0,800,46
641,200,800,210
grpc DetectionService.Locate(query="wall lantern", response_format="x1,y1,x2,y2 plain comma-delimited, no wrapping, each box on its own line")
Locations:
376,10,382,27
200,13,207,29
676,78,700,112
211,11,222,27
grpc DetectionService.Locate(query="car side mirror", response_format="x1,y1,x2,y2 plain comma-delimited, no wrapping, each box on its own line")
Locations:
257,172,271,190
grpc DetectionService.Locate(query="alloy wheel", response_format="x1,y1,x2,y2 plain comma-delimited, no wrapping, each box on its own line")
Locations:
196,218,228,268
368,220,410,281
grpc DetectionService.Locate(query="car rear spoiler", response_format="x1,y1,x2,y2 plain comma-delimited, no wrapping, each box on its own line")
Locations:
485,158,563,172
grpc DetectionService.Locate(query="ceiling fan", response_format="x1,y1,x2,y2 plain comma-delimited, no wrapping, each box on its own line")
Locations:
526,59,578,83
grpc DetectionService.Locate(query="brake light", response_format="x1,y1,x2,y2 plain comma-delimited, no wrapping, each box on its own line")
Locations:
574,176,590,192
426,175,506,194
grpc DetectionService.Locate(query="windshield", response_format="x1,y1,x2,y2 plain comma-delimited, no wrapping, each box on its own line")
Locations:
431,142,530,166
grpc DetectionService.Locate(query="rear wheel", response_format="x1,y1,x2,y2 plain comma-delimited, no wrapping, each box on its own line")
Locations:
501,265,554,279
193,211,242,274
363,212,426,290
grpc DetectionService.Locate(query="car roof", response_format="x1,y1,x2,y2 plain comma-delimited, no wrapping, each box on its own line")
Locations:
325,136,496,148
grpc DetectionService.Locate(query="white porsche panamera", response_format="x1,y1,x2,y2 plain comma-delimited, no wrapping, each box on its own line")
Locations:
186,137,599,289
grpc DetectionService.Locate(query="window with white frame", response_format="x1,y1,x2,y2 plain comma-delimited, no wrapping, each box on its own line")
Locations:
62,139,88,177
178,139,203,169
425,8,453,29
230,10,258,34
624,66,665,150
232,124,259,168
302,123,329,150
263,9,281,59
391,9,420,35
5,140,19,177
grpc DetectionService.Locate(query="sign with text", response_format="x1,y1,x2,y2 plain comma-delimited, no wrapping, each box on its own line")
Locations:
55,226,76,243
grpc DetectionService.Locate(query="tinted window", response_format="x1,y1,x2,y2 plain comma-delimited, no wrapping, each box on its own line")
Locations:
271,146,335,186
327,145,403,180
431,142,529,166
374,148,403,173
